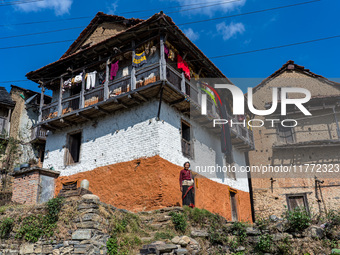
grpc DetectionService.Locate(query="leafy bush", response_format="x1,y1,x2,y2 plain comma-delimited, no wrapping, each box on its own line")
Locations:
107,236,119,255
230,222,248,242
256,217,270,231
15,197,64,242
109,212,140,235
0,217,14,239
107,235,141,255
46,197,64,223
326,209,340,226
169,212,187,233
256,234,273,253
283,207,311,232
154,231,175,240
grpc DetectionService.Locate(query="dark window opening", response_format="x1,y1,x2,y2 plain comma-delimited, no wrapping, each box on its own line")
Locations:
230,191,238,221
65,132,81,165
181,121,192,158
277,119,295,143
182,121,190,141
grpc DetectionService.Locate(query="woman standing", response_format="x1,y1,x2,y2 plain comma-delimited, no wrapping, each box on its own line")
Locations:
179,162,195,208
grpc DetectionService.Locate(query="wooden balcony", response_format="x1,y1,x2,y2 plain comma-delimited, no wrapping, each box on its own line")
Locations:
38,63,254,151
31,126,47,143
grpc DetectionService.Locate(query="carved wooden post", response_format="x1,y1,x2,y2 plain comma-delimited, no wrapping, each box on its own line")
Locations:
160,34,167,80
80,69,85,108
38,83,45,122
181,72,186,94
58,76,63,117
131,40,136,91
104,58,110,100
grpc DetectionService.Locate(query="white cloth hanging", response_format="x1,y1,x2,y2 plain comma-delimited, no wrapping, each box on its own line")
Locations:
86,71,97,90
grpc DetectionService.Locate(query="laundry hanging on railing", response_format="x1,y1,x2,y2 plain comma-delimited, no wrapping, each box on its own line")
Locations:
63,78,72,89
73,73,83,84
177,55,191,80
86,71,97,90
132,51,147,67
110,60,119,80
164,45,169,59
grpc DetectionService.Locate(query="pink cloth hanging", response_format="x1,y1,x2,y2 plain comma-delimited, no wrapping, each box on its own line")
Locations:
110,60,119,80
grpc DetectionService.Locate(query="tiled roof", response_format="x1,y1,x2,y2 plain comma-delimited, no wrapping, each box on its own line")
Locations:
252,60,340,94
61,12,144,59
0,87,15,107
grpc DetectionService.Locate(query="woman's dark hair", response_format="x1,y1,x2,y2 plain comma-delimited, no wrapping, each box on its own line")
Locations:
183,161,190,167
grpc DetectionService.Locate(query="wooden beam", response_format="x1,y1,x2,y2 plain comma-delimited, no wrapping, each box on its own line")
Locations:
43,123,57,131
134,92,148,102
128,94,140,104
76,112,93,121
113,98,128,108
170,98,185,106
94,105,110,115
60,118,75,126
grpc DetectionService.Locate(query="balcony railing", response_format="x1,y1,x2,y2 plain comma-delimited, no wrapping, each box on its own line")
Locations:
31,126,47,141
41,64,160,122
39,62,254,149
0,117,9,138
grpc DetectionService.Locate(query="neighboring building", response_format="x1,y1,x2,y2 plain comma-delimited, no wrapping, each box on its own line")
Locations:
249,60,340,219
0,86,53,204
9,85,52,167
25,12,254,221
0,87,15,140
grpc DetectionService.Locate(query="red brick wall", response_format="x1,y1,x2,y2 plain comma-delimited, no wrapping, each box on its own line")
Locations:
12,171,39,204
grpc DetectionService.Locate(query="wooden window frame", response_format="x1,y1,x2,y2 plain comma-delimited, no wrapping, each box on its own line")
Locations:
285,192,310,215
181,119,193,159
230,191,239,222
64,130,82,166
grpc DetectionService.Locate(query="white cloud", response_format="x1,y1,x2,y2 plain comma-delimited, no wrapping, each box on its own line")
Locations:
107,1,119,15
183,28,200,41
15,0,72,16
216,21,245,40
171,0,246,16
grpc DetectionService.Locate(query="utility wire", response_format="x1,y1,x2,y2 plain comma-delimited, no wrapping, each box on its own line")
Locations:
0,0,240,27
0,33,339,83
0,0,320,43
0,0,43,6
0,0,240,39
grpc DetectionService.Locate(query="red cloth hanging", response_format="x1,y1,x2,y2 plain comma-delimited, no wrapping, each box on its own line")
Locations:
177,55,191,80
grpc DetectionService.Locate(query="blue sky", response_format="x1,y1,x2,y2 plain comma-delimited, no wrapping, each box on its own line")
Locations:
0,0,339,93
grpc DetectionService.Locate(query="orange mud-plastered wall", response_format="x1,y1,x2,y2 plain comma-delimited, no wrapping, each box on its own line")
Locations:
55,155,252,222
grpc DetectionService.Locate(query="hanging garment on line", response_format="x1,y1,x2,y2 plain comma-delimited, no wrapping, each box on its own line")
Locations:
110,60,119,80
132,51,147,67
164,45,169,59
122,67,129,77
177,55,190,80
63,78,72,88
86,71,97,90
74,73,83,84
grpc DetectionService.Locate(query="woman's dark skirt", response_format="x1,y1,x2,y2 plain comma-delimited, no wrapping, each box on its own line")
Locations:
182,185,195,208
